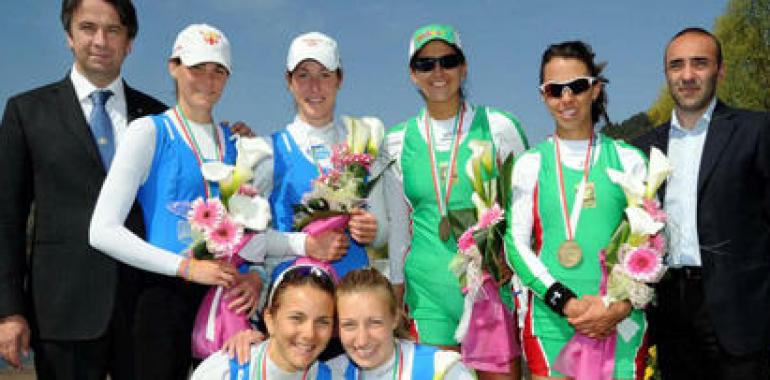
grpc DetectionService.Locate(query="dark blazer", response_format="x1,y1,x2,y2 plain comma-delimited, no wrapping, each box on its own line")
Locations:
0,76,166,340
634,101,770,355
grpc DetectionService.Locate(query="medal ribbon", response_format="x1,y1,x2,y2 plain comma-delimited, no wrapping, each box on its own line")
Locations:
259,341,310,380
425,103,465,219
357,341,402,380
553,133,595,240
173,105,224,199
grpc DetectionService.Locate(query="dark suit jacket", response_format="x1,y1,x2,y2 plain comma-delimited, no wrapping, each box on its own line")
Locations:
634,101,770,355
0,76,166,340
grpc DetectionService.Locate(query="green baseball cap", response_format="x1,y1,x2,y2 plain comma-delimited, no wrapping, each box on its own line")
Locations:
408,24,463,60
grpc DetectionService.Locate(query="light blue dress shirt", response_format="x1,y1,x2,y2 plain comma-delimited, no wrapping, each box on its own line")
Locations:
664,98,717,267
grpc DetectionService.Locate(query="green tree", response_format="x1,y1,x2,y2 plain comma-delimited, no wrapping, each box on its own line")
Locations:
602,112,655,142
714,0,770,111
646,0,769,126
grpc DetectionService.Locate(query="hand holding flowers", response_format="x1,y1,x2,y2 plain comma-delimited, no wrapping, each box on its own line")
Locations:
554,147,673,380
183,135,272,359
293,116,386,239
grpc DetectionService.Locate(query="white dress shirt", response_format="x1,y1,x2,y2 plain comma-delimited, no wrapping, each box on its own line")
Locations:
69,64,128,141
664,97,717,267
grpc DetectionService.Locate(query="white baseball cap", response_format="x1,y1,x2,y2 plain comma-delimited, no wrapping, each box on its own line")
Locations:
171,24,232,73
286,32,341,72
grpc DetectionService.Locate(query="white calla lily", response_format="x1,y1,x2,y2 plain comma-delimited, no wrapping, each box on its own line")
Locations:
201,162,234,182
360,116,385,156
465,154,486,202
229,194,271,231
468,139,494,175
606,167,645,207
626,206,664,236
343,116,371,154
645,147,673,198
235,136,272,170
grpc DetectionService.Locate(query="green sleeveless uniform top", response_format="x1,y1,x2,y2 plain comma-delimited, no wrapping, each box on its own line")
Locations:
400,106,498,323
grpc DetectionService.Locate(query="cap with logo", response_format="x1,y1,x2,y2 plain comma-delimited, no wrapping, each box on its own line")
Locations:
408,24,463,60
171,24,232,73
286,31,341,72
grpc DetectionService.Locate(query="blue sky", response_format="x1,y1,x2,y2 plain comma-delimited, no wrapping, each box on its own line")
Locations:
1,1,727,144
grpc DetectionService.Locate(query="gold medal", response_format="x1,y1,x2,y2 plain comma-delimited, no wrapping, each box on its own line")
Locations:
557,239,583,268
439,216,452,241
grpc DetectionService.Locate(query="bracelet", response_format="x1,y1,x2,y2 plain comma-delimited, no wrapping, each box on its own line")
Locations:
186,259,195,282
544,282,577,317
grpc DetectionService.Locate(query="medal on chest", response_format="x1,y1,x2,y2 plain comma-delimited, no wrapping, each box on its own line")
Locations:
424,104,465,242
553,133,595,268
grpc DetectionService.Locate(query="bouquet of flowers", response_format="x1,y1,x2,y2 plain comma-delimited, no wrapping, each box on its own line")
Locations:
448,140,519,371
602,146,672,308
554,147,672,380
185,136,272,359
292,116,386,236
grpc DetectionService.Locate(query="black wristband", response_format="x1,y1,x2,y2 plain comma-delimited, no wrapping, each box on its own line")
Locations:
544,282,577,316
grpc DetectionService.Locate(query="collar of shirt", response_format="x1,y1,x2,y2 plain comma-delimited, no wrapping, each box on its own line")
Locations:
286,114,345,164
418,101,474,152
670,96,717,135
550,134,602,171
69,64,128,137
359,344,398,378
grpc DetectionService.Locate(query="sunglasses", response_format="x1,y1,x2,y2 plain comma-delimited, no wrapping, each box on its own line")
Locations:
411,54,464,72
266,264,336,309
539,76,597,98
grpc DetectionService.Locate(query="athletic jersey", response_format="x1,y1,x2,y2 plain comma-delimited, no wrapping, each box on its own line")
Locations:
269,128,369,280
191,340,332,380
138,113,236,254
383,102,527,344
505,133,648,377
326,339,474,379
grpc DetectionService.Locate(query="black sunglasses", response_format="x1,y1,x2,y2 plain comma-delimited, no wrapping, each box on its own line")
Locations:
411,54,464,72
539,76,597,98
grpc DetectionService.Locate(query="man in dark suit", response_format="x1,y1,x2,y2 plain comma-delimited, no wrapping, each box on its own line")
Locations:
0,0,166,378
634,27,770,379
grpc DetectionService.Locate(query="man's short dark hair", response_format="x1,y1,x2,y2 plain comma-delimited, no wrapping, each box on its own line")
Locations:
61,0,138,39
667,27,723,67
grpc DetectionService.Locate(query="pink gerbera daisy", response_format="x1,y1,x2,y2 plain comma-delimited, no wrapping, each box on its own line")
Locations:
622,247,665,283
205,216,243,257
188,197,225,233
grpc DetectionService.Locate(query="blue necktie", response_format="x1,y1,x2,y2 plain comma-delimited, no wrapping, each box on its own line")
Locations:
90,90,115,169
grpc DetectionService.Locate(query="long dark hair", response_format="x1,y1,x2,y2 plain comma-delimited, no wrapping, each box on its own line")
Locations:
539,41,609,125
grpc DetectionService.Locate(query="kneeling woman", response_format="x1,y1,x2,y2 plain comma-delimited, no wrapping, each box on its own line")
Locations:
193,264,337,379
329,268,475,379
